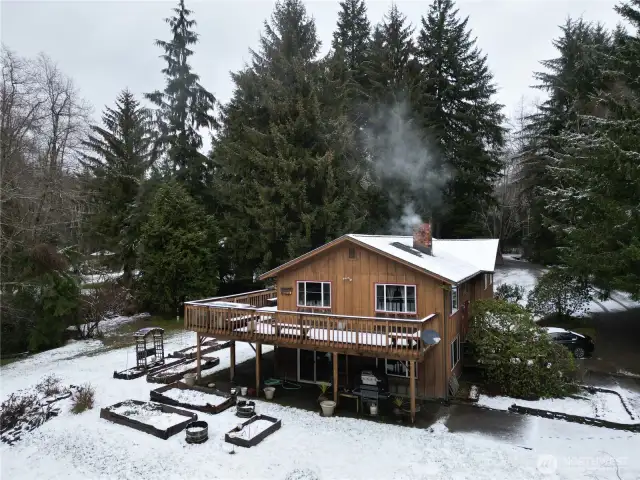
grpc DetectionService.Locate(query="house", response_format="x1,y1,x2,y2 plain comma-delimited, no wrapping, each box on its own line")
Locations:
184,223,499,421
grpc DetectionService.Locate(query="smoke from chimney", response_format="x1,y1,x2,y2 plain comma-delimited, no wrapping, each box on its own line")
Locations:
362,101,451,234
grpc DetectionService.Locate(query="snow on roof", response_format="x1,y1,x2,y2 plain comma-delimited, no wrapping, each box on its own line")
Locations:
347,235,499,284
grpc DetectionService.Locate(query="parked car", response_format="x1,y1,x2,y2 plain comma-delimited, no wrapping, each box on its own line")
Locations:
543,327,595,359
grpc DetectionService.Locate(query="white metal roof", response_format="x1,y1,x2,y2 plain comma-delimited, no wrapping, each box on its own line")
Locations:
347,234,499,284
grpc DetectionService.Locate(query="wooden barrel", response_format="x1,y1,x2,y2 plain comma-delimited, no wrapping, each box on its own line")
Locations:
236,400,256,418
185,421,208,444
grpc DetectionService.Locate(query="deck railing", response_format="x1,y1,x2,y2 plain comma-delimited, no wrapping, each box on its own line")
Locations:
184,300,437,361
189,288,276,308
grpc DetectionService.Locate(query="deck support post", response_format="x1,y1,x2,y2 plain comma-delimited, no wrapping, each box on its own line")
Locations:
255,342,262,397
196,333,202,380
410,360,416,423
333,352,338,404
230,341,236,383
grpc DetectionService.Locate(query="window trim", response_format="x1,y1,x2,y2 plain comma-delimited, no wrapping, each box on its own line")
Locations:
451,285,459,314
374,283,417,314
450,335,461,370
385,358,418,379
296,280,332,309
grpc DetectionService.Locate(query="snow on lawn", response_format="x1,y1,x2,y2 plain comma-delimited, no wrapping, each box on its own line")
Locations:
0,336,568,480
478,390,636,424
2,336,638,480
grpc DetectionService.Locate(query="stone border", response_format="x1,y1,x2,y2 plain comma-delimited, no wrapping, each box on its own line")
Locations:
150,382,236,414
507,404,640,432
579,385,637,421
146,357,219,384
224,414,281,448
100,400,197,440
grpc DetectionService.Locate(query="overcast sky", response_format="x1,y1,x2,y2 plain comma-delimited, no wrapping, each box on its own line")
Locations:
1,0,622,150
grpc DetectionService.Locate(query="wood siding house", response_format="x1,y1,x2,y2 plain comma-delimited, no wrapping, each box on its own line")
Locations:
185,224,498,421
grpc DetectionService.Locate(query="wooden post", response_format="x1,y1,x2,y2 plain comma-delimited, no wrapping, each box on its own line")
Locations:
230,341,236,382
255,342,262,397
333,352,338,404
409,360,416,423
196,333,202,380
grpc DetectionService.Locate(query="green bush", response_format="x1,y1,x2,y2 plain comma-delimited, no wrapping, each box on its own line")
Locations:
527,269,591,319
468,299,577,398
494,283,525,304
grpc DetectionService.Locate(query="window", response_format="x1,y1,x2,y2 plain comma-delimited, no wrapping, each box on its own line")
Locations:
450,336,461,369
385,359,417,378
375,284,416,313
297,281,331,308
348,247,356,259
451,285,459,314
484,273,493,290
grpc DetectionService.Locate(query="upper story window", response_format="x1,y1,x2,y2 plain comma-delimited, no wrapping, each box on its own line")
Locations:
451,285,459,314
375,284,416,313
484,273,493,290
297,281,331,308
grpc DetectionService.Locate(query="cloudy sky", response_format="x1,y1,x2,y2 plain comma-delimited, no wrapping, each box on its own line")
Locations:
1,0,622,148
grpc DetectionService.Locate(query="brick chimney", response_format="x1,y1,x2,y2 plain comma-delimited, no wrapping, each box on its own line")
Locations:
413,222,433,256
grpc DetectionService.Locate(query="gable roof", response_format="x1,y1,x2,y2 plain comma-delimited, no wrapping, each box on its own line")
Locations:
259,234,499,284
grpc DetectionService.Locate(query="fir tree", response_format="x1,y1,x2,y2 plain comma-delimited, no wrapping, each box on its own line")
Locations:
366,4,415,106
145,0,216,200
214,0,367,274
519,19,614,262
542,1,640,298
414,0,505,237
138,182,218,313
81,90,152,286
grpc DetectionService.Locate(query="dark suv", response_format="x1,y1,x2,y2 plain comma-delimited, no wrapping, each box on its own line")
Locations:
544,327,595,359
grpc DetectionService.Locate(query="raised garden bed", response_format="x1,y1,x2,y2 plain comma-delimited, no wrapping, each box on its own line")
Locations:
113,358,187,380
100,400,197,439
168,340,231,360
146,357,219,384
224,414,281,448
150,382,235,414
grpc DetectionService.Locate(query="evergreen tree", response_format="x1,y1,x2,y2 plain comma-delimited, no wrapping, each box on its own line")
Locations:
214,0,367,274
366,4,415,106
81,90,152,286
138,182,218,313
519,19,613,263
145,0,216,200
414,0,505,238
331,0,371,123
542,1,640,298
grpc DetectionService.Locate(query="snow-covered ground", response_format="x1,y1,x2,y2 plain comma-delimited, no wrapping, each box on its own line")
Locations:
2,336,639,479
494,259,640,315
66,313,147,336
478,389,638,424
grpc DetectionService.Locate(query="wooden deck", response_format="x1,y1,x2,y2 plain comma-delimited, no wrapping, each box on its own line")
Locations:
184,289,437,361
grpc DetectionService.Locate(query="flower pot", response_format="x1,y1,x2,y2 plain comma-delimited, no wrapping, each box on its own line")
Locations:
369,404,378,416
263,387,275,400
240,387,248,396
320,400,336,417
183,373,196,387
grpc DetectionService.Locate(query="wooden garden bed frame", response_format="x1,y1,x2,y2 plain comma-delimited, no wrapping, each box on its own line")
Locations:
146,357,220,384
113,358,188,380
100,400,197,440
224,414,282,448
168,340,232,360
150,382,236,414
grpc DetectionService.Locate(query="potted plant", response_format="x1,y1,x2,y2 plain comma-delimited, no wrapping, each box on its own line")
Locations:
320,400,336,417
317,382,330,403
392,396,404,419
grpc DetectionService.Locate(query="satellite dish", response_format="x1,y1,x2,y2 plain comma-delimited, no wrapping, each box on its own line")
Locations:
421,329,441,345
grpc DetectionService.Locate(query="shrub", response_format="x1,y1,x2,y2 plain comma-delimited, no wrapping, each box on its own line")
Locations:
527,268,591,319
36,375,64,397
467,299,576,398
494,283,525,304
70,384,95,414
